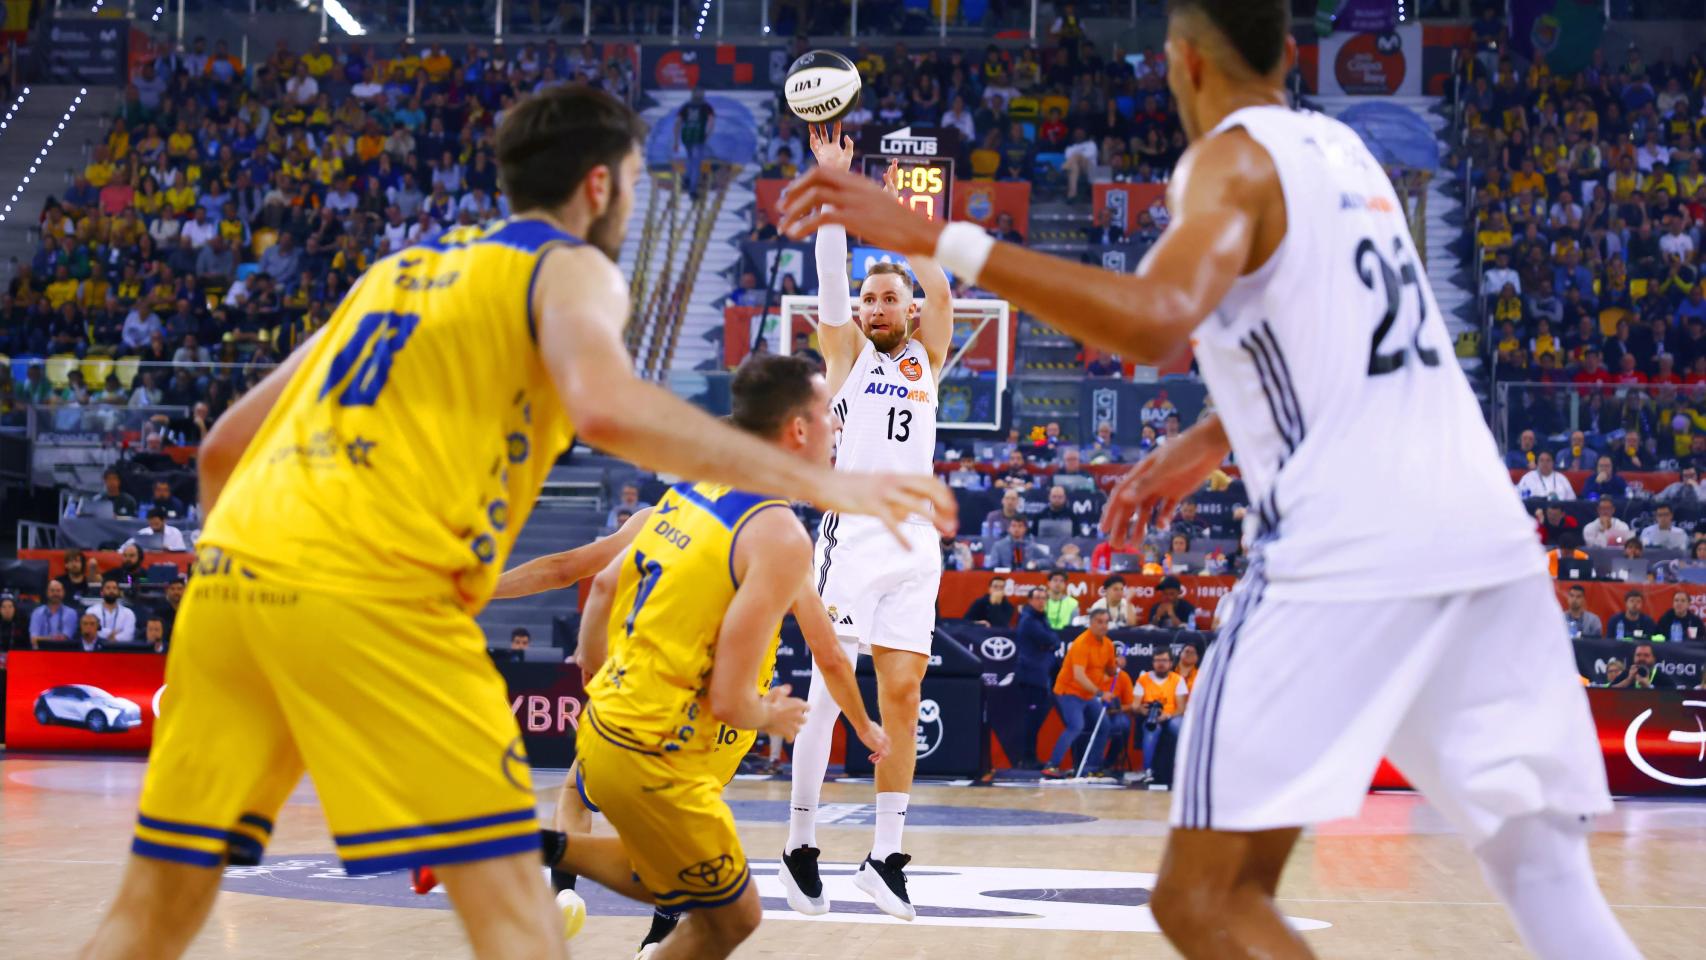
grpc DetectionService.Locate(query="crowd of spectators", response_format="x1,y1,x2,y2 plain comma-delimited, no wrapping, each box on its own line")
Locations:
1463,24,1705,457
0,38,634,427
1,547,187,657
936,398,1240,574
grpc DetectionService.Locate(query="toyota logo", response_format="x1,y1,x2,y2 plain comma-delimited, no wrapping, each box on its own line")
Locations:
980,636,1016,661
1624,700,1706,787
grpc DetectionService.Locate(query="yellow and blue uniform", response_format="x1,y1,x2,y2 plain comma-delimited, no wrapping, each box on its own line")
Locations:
134,218,581,875
578,482,792,912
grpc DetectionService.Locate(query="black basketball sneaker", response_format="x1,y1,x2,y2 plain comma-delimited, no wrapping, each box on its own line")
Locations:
779,844,829,915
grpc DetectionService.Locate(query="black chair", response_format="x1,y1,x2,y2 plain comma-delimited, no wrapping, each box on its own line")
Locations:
0,559,51,600
1036,517,1074,540
552,613,581,657
953,486,1001,537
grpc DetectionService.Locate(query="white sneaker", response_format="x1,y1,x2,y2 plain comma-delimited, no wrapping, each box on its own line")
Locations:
634,945,658,960
853,853,916,922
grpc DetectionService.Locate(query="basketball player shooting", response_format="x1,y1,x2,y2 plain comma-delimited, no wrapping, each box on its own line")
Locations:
776,3,1640,959
779,122,951,922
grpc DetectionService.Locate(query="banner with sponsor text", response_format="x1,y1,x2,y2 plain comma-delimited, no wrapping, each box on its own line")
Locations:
1318,20,1422,97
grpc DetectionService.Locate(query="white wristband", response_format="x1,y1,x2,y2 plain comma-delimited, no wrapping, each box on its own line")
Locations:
934,221,997,284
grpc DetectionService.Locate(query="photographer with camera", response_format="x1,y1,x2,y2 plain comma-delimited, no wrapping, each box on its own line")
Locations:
1611,643,1675,690
1134,648,1189,786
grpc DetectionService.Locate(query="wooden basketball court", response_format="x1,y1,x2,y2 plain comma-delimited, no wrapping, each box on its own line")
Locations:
3,754,1703,958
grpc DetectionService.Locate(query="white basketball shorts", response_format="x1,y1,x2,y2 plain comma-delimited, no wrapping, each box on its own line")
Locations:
1171,566,1611,845
812,512,942,656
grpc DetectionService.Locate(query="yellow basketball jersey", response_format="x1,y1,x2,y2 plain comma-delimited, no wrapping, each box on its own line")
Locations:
199,218,580,611
584,483,793,756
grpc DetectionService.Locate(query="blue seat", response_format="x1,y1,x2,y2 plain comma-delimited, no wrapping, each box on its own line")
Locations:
146,563,181,583
235,262,260,282
1034,152,1066,173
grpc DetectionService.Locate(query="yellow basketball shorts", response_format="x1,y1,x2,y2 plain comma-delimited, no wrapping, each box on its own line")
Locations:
576,707,751,911
132,551,540,875
572,721,755,809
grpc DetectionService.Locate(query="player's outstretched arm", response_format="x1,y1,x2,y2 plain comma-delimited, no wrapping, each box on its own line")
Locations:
778,130,1279,366
807,122,865,394
792,583,890,763
492,508,650,600
574,551,624,677
536,245,958,544
873,155,956,374
709,510,812,737
910,255,953,375
197,329,322,517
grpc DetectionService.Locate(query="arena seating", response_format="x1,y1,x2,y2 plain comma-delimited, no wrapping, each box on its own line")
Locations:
1461,21,1705,459
2,13,1703,656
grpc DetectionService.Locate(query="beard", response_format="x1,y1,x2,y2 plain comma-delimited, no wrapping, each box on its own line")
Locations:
865,323,908,354
585,179,627,260
586,207,626,261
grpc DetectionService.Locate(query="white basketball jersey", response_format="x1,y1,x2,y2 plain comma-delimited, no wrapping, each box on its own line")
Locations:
1194,106,1543,602
829,337,939,519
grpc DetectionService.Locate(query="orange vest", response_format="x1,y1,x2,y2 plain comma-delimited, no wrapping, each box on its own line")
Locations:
1138,671,1185,718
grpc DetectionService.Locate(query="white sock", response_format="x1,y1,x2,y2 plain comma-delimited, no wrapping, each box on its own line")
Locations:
1474,812,1640,960
786,638,857,852
871,792,908,861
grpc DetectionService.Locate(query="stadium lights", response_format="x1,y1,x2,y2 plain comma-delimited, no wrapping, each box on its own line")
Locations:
694,0,713,38
151,4,162,22
0,88,30,137
0,88,84,224
289,0,365,36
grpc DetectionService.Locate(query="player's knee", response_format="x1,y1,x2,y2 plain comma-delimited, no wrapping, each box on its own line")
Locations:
701,895,761,949
1150,869,1229,941
880,682,921,718
123,856,222,910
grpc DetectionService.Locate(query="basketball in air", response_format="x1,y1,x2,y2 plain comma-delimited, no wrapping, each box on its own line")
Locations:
785,50,861,123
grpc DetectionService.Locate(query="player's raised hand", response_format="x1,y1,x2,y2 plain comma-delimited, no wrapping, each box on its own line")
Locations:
882,157,902,197
857,720,891,765
816,471,959,547
760,684,810,741
808,121,856,173
780,165,942,257
1101,416,1231,548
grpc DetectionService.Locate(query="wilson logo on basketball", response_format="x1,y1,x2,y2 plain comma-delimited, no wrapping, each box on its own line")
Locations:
898,357,923,381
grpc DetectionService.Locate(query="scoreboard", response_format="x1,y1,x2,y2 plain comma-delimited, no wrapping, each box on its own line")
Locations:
854,126,960,223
